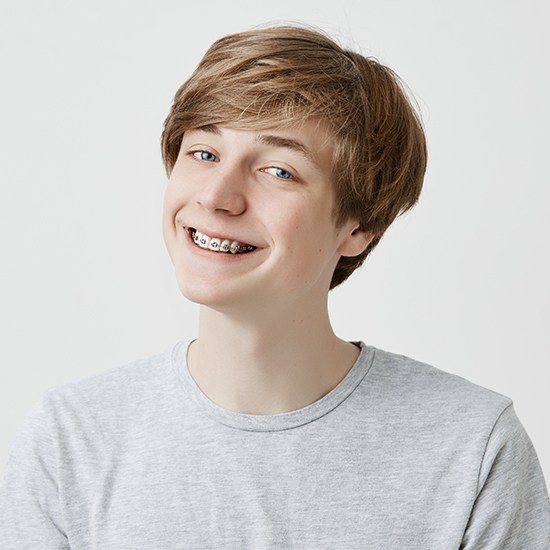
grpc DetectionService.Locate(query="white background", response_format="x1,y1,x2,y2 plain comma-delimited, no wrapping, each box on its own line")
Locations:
1,0,548,484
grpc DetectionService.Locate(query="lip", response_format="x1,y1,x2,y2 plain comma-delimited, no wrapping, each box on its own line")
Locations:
181,226,263,259
182,225,260,249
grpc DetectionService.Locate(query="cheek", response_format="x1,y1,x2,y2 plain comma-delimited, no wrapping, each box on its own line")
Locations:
278,214,336,278
161,184,185,253
162,177,188,223
161,193,175,236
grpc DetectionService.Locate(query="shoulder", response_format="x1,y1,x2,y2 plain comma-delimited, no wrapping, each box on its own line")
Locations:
360,344,513,438
48,342,179,403
367,344,512,409
24,341,186,442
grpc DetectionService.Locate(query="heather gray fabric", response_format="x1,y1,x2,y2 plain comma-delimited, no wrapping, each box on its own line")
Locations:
1,341,549,549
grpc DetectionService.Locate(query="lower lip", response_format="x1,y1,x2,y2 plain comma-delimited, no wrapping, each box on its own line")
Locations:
182,228,262,261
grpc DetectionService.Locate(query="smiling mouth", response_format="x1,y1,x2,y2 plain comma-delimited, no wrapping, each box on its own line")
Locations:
187,228,257,254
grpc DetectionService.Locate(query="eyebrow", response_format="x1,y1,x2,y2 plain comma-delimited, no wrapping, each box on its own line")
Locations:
193,124,318,167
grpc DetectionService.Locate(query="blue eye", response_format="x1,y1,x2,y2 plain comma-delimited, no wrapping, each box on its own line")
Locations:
265,166,294,180
193,151,217,162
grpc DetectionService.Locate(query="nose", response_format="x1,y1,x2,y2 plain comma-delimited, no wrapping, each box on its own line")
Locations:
195,165,247,215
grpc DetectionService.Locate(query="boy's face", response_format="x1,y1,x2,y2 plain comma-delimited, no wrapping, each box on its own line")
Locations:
162,120,365,313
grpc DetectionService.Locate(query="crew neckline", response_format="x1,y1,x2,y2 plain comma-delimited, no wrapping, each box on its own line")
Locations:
172,340,376,432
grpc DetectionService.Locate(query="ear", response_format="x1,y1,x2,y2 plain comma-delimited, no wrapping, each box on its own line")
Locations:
337,223,375,258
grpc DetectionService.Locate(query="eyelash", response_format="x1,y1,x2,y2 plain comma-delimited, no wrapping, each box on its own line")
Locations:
190,150,296,181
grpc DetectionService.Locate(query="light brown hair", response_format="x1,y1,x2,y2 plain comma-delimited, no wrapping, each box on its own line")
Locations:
162,24,427,289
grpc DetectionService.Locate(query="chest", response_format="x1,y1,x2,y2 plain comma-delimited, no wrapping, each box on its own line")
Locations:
62,430,476,548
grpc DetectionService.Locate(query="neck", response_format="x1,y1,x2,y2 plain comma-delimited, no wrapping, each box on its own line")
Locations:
187,299,360,415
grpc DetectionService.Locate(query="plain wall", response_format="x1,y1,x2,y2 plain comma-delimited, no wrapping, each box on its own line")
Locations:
1,0,549,484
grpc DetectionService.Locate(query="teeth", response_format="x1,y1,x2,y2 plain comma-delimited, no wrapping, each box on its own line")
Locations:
198,233,210,249
208,238,221,251
191,230,256,254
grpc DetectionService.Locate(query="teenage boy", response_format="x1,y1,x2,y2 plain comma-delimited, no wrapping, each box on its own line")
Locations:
1,24,549,549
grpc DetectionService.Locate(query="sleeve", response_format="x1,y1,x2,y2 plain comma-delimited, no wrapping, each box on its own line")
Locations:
0,396,70,550
460,404,550,549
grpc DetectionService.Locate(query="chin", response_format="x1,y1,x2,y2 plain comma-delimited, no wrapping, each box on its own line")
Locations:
175,273,249,310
